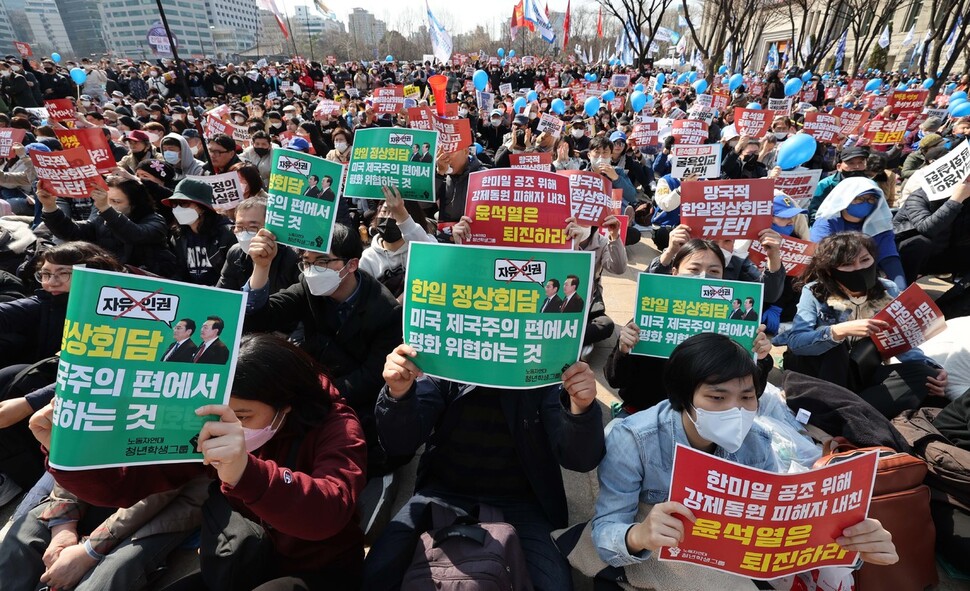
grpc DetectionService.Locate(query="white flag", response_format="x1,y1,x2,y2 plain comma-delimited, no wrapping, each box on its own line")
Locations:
878,25,891,49
426,1,453,64
524,0,556,44
901,24,915,48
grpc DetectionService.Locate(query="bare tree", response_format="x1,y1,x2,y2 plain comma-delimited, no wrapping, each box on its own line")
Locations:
682,0,772,81
778,0,855,71
919,0,970,98
843,0,910,74
597,0,676,66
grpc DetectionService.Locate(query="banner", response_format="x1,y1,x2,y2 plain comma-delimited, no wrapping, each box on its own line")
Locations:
861,117,910,146
509,152,552,171
801,112,842,143
670,144,722,179
463,169,571,248
0,128,26,159
30,147,106,198
918,139,970,201
611,74,630,88
313,99,341,117
185,172,244,213
672,119,709,144
49,268,245,470
559,170,614,225
13,41,32,57
830,108,870,136
54,127,117,175
871,284,947,360
146,21,177,55
628,120,660,148
432,113,472,152
774,168,823,207
712,90,731,113
680,179,773,239
499,82,513,96
767,97,792,113
372,86,406,115
536,113,565,138
747,236,816,277
658,444,877,579
631,274,764,358
404,242,594,388
265,148,343,253
889,90,928,118
44,99,75,123
407,106,434,131
734,108,772,138
345,127,437,202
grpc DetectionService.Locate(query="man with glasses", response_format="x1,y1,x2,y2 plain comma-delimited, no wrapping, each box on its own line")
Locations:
203,133,241,175
217,197,300,293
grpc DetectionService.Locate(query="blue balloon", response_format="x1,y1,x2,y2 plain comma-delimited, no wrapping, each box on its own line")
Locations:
473,142,484,154
948,98,968,114
822,73,831,80
718,65,729,75
550,98,565,115
633,83,644,92
584,73,592,82
945,82,957,93
51,52,61,63
500,59,506,66
864,78,882,92
784,78,803,97
953,102,970,118
508,50,515,57
801,71,812,82
588,73,598,82
687,71,698,83
629,91,646,112
728,73,744,92
746,102,762,110
584,96,601,117
69,67,86,85
473,69,489,92
527,90,538,103
776,133,817,170
385,55,394,62
676,72,689,85
657,73,666,85
897,83,908,91
513,97,527,112
601,90,616,102
497,48,505,57
692,79,708,94
951,91,968,102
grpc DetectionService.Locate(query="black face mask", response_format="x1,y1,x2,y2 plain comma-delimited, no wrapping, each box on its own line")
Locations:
830,263,878,294
377,217,402,243
253,147,270,157
842,169,868,178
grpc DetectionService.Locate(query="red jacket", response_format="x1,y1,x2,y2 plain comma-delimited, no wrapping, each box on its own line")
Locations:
49,391,367,573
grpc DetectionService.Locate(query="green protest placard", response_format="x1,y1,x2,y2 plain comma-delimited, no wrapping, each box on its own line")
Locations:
49,268,246,470
404,242,594,388
265,147,344,254
631,274,764,358
345,127,436,202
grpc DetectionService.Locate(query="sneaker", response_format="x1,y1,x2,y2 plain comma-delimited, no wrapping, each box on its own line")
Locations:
0,473,22,508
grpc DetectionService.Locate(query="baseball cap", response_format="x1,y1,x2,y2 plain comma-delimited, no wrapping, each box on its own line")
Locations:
182,129,200,140
513,114,529,126
772,193,808,218
125,130,152,143
288,137,311,152
609,131,627,142
490,108,503,117
838,146,868,162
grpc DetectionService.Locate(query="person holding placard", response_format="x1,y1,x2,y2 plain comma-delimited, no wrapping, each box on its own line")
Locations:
359,187,435,298
217,196,300,294
894,182,970,285
775,232,947,419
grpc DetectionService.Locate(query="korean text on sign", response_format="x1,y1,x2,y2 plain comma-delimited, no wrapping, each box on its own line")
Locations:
680,178,773,239
670,144,722,180
871,284,947,360
345,127,437,202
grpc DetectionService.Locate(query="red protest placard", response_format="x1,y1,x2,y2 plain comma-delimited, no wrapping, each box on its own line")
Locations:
13,41,31,57
54,128,117,175
825,86,840,100
658,444,878,579
733,108,771,138
44,99,75,123
871,284,947,360
672,119,709,145
463,169,572,249
860,117,911,147
802,112,842,143
680,179,773,239
0,128,26,158
830,108,870,136
509,152,552,171
889,90,927,118
559,170,615,226
748,236,817,277
774,169,822,207
432,114,472,152
711,90,731,113
598,214,628,244
628,120,660,148
372,85,406,115
407,106,434,131
848,79,866,93
30,147,107,198
313,99,341,117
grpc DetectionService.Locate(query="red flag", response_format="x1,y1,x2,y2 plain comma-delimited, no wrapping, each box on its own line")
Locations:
563,0,571,49
597,5,603,38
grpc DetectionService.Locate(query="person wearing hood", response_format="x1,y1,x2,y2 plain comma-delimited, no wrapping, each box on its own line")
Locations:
164,178,235,286
359,187,435,297
807,146,870,222
239,131,275,187
117,130,157,174
160,132,206,180
0,142,42,216
217,196,300,293
894,181,970,285
810,177,906,290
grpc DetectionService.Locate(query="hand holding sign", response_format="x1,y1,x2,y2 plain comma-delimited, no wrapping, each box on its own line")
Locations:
91,186,109,212
28,402,54,450
627,502,697,553
561,361,597,414
383,343,424,398
836,518,898,566
832,318,891,340
756,228,783,273
618,320,641,354
194,404,247,487
451,215,473,244
35,188,58,212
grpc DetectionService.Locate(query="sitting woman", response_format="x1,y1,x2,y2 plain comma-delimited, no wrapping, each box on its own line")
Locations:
30,333,368,590
358,186,434,298
164,178,236,286
774,231,948,419
589,332,898,589
607,237,776,414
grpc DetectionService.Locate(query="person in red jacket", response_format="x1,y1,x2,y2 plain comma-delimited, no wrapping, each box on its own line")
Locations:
30,333,367,591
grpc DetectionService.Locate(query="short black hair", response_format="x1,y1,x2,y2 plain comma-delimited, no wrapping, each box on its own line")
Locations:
671,239,725,271
179,318,196,334
589,136,612,152
329,223,364,261
565,274,579,288
664,333,766,412
208,133,235,152
547,278,560,290
251,130,270,142
206,315,224,335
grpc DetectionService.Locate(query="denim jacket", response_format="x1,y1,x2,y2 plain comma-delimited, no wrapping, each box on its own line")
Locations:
591,400,776,567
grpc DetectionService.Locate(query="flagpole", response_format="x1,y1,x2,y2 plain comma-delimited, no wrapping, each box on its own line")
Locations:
305,8,315,62
284,10,299,57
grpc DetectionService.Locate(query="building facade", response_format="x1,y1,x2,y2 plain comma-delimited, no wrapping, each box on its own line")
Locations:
54,0,107,57
348,7,386,49
24,0,74,57
98,0,214,60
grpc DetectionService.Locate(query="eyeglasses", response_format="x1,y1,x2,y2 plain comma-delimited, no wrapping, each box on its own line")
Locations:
232,223,263,233
851,193,879,205
35,270,72,283
298,259,345,272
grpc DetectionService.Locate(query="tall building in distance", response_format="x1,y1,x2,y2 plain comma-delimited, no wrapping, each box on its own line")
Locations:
206,0,259,54
98,0,214,60
0,0,19,55
293,4,345,38
348,7,386,49
53,0,107,57
24,0,73,56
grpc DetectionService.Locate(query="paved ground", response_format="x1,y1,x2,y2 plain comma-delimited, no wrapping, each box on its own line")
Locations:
1,234,968,589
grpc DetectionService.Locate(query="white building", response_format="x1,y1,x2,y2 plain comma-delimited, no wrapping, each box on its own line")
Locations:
0,1,19,56
24,0,73,57
347,7,386,49
98,0,213,60
206,0,259,53
293,4,344,38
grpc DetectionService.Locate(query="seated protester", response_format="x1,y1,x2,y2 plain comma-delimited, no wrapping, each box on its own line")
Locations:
435,148,487,224
649,174,686,250
0,142,40,216
117,130,157,174
764,192,812,329
362,345,605,591
721,135,769,179
552,136,586,172
231,163,269,201
492,114,533,168
773,232,948,419
867,151,897,208
590,333,898,586
589,136,638,210
358,186,435,298
606,238,776,414
927,389,970,567
204,133,242,175
160,132,206,180
759,115,793,170
943,115,969,148
325,127,352,165
164,179,236,286
33,334,368,591
568,214,628,354
0,476,209,591
239,130,274,187
242,224,403,477
217,196,300,294
894,181,970,285
566,117,592,159
900,133,945,180
807,146,870,222
0,243,122,501
610,130,652,196
810,177,906,290
651,136,674,178
897,144,949,208
39,178,175,277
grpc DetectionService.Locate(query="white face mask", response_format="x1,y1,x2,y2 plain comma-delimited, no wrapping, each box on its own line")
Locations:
234,230,257,255
163,151,180,165
591,157,611,168
80,100,91,107
302,264,344,296
490,118,502,126
571,128,585,138
528,112,538,119
574,224,592,242
773,131,788,140
459,108,469,117
689,406,757,453
334,141,348,152
242,410,282,452
720,247,734,264
172,205,200,225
